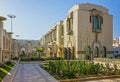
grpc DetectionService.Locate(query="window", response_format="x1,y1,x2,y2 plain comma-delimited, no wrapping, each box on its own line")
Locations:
94,47,99,57
67,18,71,33
66,12,73,35
54,29,56,41
100,16,103,24
93,16,99,30
67,48,71,59
90,9,102,32
90,16,92,23
85,46,91,60
101,47,106,57
61,25,64,36
64,48,67,59
116,51,118,53
61,25,64,44
85,46,91,56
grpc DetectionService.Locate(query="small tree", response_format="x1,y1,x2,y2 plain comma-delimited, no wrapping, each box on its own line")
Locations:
36,48,44,58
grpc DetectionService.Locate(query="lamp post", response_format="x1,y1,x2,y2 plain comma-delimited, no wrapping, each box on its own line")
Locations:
16,35,19,39
7,14,16,60
7,14,16,33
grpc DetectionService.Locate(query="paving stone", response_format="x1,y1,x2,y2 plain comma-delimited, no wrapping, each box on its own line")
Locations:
6,62,120,82
13,63,59,82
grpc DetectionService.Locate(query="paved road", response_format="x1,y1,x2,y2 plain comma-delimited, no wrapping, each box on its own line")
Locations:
13,64,59,82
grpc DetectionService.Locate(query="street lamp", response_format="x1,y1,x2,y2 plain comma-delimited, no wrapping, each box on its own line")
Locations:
16,35,19,39
7,14,16,33
7,14,16,60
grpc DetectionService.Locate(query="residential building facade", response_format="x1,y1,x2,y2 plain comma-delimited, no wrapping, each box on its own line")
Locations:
113,37,120,58
40,21,64,57
40,3,113,60
0,16,13,64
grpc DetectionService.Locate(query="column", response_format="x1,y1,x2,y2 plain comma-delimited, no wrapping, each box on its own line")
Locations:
8,32,13,60
0,16,6,64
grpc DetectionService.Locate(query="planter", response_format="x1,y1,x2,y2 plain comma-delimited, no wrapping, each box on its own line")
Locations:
60,75,120,82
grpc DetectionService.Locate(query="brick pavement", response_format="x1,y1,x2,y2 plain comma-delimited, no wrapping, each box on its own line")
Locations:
13,64,59,82
3,60,120,82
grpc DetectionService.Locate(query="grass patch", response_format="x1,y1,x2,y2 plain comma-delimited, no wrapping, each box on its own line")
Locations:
0,61,15,81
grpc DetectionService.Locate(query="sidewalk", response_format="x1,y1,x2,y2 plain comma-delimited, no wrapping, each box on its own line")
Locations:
3,61,120,82
13,64,59,82
2,60,20,82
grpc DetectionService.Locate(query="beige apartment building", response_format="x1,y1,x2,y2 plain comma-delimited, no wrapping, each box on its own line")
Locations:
2,30,12,62
64,3,113,59
11,39,20,58
40,21,64,57
40,3,113,60
0,16,13,64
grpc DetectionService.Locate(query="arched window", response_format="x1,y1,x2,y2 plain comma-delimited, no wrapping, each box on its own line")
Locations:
64,48,67,59
85,46,91,60
61,25,64,36
94,47,99,57
67,18,71,33
58,47,62,57
101,47,106,57
90,9,103,32
66,13,73,35
67,48,71,59
48,47,52,57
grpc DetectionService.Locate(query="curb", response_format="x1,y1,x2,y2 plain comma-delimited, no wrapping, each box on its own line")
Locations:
2,59,20,82
10,59,20,82
60,75,120,82
20,61,41,64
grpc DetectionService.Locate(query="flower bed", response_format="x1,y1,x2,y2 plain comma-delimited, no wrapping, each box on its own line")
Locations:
42,60,120,80
0,61,15,81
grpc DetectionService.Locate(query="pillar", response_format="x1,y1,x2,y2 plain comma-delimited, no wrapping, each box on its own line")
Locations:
0,16,6,64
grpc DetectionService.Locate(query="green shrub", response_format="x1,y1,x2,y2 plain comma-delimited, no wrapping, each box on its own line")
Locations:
42,60,120,80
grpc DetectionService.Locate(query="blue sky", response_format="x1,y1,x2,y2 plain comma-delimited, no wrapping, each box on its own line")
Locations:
0,0,120,40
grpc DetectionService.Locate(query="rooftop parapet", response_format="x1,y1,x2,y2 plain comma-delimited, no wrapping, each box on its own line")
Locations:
67,3,109,15
0,16,6,21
